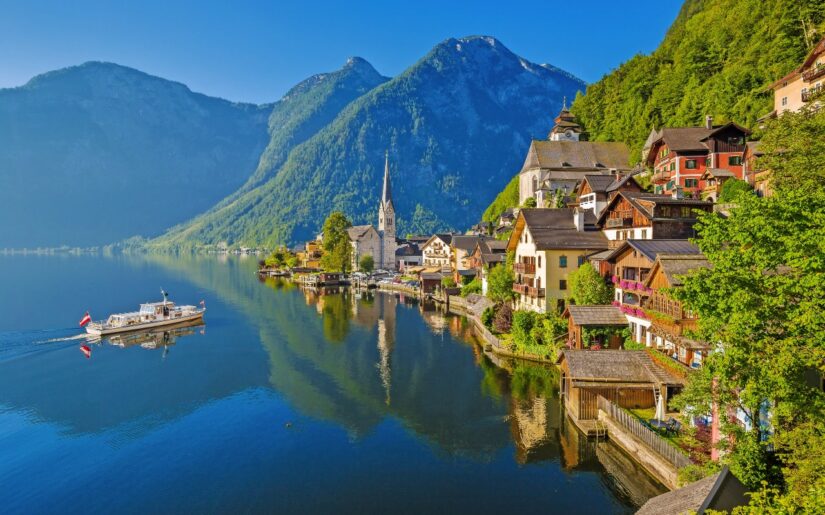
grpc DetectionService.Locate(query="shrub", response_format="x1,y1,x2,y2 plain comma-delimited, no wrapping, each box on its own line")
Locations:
481,306,495,329
493,303,512,333
512,311,539,347
441,276,456,288
461,277,482,297
718,178,753,202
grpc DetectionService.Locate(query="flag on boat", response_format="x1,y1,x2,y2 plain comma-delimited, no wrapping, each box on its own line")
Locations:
79,312,92,327
199,300,206,307
80,345,91,359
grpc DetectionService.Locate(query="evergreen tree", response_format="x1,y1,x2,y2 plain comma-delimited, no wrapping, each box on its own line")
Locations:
567,263,612,305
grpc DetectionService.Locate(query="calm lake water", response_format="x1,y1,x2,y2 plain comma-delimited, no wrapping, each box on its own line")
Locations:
0,254,664,514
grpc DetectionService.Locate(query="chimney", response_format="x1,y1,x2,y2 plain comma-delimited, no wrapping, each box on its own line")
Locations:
573,208,585,232
705,115,713,130
672,186,684,200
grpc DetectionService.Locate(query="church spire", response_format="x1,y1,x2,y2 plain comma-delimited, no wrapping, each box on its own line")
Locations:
382,150,392,206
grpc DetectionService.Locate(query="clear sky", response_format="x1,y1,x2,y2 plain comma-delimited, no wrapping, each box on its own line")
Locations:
0,0,683,104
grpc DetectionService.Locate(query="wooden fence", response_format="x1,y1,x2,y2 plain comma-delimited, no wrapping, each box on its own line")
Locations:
597,396,692,469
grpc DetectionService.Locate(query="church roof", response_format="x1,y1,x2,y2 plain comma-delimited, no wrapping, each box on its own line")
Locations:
381,151,393,207
347,225,377,241
521,141,631,172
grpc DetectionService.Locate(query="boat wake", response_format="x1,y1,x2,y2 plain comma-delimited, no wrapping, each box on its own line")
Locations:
35,333,89,344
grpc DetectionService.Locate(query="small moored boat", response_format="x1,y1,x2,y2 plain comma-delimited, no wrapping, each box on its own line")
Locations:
84,290,206,336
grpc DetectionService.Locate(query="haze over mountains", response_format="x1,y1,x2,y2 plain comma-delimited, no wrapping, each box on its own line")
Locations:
0,36,585,248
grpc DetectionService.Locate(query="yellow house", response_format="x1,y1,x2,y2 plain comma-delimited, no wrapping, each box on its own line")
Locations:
766,37,825,117
507,208,608,313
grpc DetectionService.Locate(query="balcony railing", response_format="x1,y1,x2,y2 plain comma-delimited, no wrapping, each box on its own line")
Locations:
513,283,545,298
513,262,536,274
653,170,671,183
803,65,825,82
605,217,632,229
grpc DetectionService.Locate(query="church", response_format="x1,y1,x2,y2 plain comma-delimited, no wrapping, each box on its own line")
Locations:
348,152,397,271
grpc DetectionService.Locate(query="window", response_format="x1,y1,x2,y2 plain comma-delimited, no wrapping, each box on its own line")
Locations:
670,162,675,171
727,136,744,146
728,156,743,166
577,256,585,266
537,256,541,267
681,206,692,217
559,255,567,268
641,229,648,239
781,96,788,106
684,178,698,188
685,159,697,169
559,279,567,290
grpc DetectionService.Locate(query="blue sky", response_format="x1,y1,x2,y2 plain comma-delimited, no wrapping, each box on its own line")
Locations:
0,0,683,104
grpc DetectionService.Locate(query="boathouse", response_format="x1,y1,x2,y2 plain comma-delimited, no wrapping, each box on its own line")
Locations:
558,350,684,426
636,466,749,515
563,305,628,349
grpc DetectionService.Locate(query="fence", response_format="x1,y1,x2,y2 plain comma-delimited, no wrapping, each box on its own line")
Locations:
597,396,692,469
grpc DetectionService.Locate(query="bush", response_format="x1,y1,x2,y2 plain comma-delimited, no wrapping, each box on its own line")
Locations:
441,276,456,288
512,311,540,347
492,303,512,333
461,277,482,297
481,306,495,329
718,178,753,202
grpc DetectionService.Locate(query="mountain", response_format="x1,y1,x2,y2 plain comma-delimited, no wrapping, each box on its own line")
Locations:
153,36,586,249
0,62,270,247
570,0,825,159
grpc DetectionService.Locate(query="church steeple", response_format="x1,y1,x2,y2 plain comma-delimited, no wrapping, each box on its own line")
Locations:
548,98,583,141
381,150,393,209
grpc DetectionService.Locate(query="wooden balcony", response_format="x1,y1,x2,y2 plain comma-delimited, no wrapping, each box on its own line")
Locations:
605,217,632,229
513,262,535,274
803,65,825,82
513,283,545,298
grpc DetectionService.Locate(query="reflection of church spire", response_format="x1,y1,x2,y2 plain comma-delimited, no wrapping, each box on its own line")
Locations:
376,295,395,406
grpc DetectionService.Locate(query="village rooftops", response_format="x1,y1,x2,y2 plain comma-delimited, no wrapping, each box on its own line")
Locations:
647,122,751,153
521,140,632,173
637,466,749,515
558,349,684,388
507,208,608,252
565,305,628,326
596,191,712,226
605,239,702,263
452,234,491,253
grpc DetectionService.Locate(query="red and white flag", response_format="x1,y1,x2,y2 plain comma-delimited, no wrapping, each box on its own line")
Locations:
80,345,91,359
79,312,92,327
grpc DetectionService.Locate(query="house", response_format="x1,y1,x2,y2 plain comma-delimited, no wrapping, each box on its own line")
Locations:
518,106,631,206
467,239,507,296
297,239,323,268
606,239,703,345
395,242,422,271
421,234,454,269
765,37,825,117
468,221,493,236
563,305,629,349
597,191,712,247
637,466,749,515
642,254,711,368
644,117,751,196
451,235,494,283
495,208,517,237
699,169,736,202
573,172,643,217
507,208,608,313
558,350,684,431
419,271,447,294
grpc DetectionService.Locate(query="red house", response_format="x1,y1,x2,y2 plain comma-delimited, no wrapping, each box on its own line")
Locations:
643,117,751,196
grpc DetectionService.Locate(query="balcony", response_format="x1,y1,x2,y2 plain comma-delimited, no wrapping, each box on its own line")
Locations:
513,262,536,274
653,170,671,183
513,283,545,298
802,88,821,103
605,217,632,229
803,65,825,82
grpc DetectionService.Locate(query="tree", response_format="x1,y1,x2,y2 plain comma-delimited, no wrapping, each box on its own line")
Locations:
521,196,537,208
486,253,516,303
358,254,374,273
718,178,753,202
567,262,612,305
320,211,352,272
672,107,825,509
460,277,482,297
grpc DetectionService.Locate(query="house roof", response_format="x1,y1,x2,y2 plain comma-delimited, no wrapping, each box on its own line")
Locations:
637,466,749,515
557,350,684,386
566,305,628,326
521,140,631,172
767,37,825,89
582,174,617,193
606,239,702,263
645,254,711,288
423,233,454,248
596,191,712,226
395,243,420,256
510,208,608,251
701,168,736,179
452,235,489,253
481,253,506,266
347,225,377,241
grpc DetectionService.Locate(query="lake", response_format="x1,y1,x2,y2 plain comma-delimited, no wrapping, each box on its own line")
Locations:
0,254,665,514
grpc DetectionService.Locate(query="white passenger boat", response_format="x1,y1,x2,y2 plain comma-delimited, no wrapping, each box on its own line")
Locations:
84,291,206,336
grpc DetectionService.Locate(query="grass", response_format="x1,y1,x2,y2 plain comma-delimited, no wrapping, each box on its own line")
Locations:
626,407,710,462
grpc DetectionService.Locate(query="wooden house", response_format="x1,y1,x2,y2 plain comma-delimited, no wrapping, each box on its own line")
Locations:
558,350,684,429
563,305,628,349
700,169,736,202
574,173,642,217
642,254,711,368
597,191,712,248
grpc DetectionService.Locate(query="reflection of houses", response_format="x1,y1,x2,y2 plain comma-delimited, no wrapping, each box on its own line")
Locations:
518,106,632,206
563,305,628,349
508,208,608,313
637,466,749,515
558,350,684,433
642,254,711,368
597,191,712,247
605,239,702,345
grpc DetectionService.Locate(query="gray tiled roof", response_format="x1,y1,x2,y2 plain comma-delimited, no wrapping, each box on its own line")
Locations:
607,239,702,262
523,141,631,171
347,225,376,241
559,350,684,386
637,466,748,515
657,255,711,286
520,208,607,250
567,305,628,326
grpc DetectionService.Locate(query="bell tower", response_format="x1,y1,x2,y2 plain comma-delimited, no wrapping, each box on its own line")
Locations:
378,151,397,270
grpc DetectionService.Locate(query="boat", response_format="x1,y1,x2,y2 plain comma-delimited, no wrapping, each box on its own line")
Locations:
84,290,206,336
